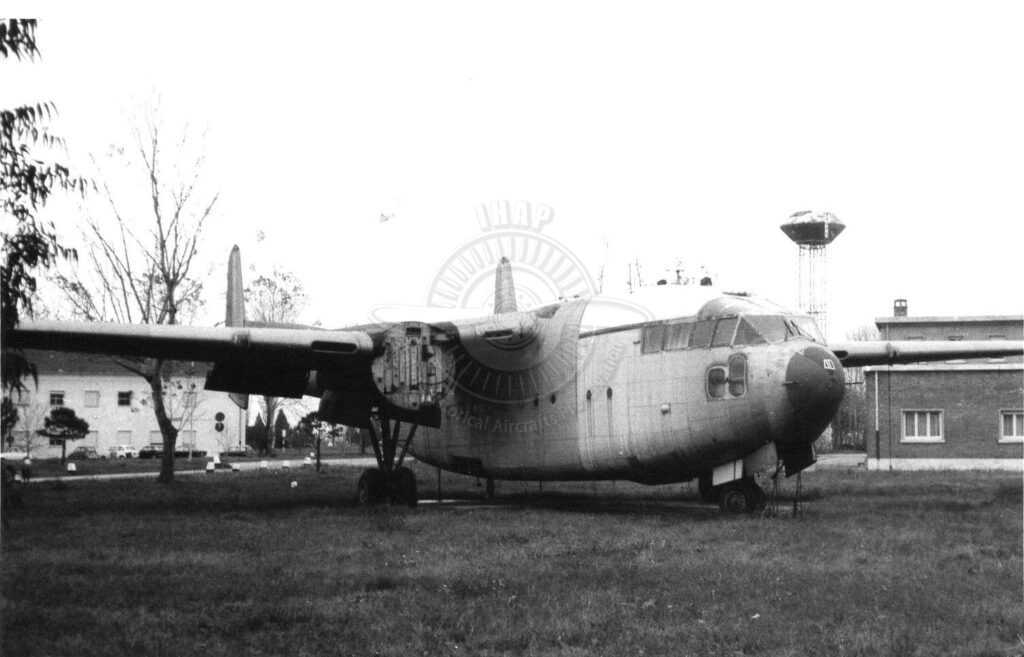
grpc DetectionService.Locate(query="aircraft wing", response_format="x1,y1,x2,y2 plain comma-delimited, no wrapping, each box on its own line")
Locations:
829,339,1023,367
6,320,375,368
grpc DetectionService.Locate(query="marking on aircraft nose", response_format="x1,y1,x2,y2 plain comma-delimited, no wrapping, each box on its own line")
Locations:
822,359,835,371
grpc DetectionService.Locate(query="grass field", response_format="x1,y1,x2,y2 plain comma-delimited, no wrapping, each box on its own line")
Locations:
1,464,1021,656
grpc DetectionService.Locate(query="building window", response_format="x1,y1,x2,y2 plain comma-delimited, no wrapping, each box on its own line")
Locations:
84,391,100,408
118,391,133,407
902,410,943,443
49,391,65,406
183,391,198,408
12,391,29,407
1000,411,1024,443
117,430,132,445
947,335,964,341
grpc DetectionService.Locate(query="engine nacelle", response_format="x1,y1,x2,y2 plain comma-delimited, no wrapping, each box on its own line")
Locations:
370,321,454,425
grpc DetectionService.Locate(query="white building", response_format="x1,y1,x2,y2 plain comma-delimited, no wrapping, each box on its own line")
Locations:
7,350,245,459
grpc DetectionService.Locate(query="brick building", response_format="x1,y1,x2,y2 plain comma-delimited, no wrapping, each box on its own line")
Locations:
5,350,245,459
865,300,1023,470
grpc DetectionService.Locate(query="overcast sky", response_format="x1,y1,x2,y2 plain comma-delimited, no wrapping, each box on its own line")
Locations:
5,3,1023,340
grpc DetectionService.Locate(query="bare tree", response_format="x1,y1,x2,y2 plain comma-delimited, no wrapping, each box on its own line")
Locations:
8,399,50,456
54,103,217,483
244,268,308,455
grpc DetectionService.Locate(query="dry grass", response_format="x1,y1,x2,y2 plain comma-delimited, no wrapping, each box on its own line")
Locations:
2,465,1021,656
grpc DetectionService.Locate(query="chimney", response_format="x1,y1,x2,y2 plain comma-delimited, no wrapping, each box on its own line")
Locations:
894,299,908,317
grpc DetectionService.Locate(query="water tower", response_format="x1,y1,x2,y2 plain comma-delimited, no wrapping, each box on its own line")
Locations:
780,210,845,340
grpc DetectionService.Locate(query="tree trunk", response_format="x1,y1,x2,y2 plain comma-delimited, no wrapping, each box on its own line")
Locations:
149,359,179,484
262,395,278,455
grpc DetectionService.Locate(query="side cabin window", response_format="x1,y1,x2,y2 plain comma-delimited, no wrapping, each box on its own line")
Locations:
707,355,747,399
728,354,746,396
641,324,665,354
706,367,727,398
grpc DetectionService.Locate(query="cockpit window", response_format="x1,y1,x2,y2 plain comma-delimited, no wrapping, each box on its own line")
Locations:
664,322,691,350
743,315,790,344
711,317,738,347
641,324,665,354
733,318,768,346
789,316,824,343
689,320,716,348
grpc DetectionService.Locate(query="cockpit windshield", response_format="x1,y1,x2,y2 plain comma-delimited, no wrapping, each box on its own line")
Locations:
788,316,824,343
742,315,792,344
637,310,824,354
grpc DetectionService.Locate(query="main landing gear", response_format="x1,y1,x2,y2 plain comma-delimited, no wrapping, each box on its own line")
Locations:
699,474,766,514
356,413,419,507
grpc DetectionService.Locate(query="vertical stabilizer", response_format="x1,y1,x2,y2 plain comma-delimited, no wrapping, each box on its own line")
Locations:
493,257,517,314
226,245,245,328
224,246,248,410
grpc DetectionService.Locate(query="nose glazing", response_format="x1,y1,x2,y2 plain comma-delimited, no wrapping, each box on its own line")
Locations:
783,345,846,443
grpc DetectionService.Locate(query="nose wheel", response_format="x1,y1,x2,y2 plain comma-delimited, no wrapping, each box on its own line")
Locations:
356,412,420,507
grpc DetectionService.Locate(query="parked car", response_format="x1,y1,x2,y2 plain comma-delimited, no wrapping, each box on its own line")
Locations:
108,444,140,459
138,443,164,459
222,444,255,457
67,447,102,460
139,443,207,459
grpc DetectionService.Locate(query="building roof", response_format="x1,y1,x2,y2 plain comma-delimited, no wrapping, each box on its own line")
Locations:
875,315,1024,326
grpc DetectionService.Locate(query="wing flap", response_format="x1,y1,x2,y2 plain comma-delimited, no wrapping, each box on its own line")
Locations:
830,340,1023,367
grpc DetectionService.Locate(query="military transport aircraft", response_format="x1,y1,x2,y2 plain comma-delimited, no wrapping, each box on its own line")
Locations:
7,248,1022,512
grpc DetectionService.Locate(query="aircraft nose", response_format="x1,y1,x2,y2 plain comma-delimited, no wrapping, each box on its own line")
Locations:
783,345,846,443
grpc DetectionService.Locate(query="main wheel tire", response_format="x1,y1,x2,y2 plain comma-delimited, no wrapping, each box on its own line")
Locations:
357,469,386,505
392,467,418,507
719,485,750,514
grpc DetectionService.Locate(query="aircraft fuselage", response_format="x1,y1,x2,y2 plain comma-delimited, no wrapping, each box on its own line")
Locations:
410,296,845,485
